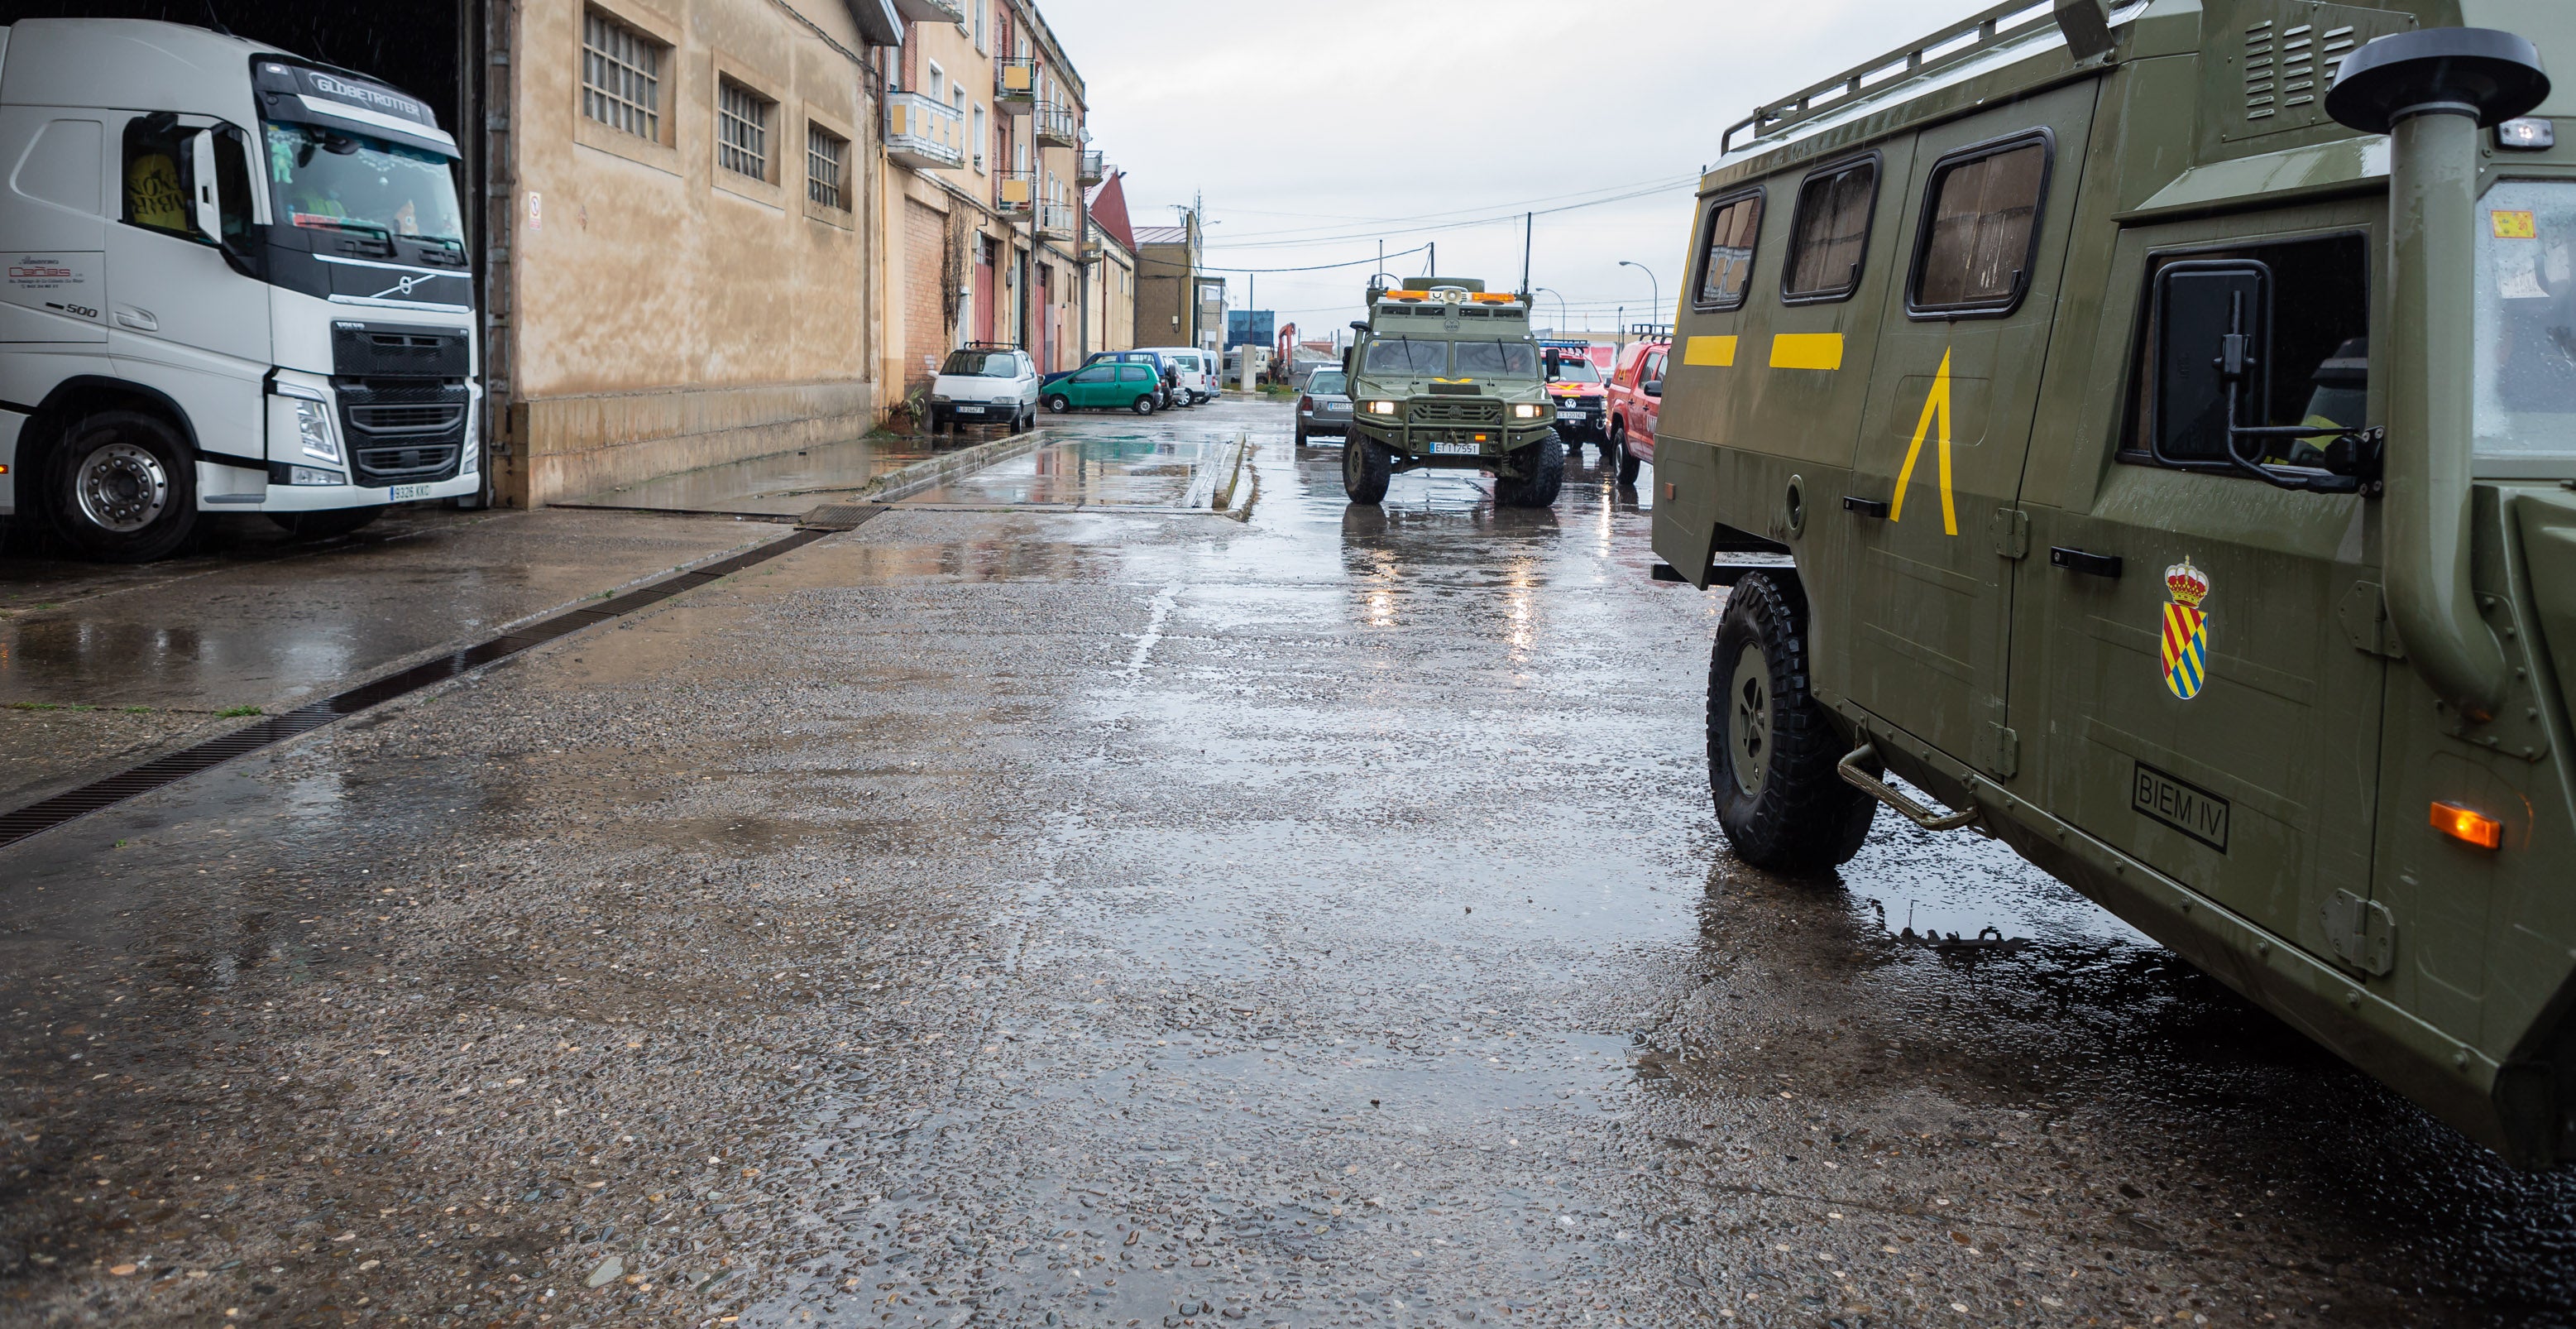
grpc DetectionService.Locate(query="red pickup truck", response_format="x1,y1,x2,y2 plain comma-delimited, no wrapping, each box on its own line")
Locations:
1604,338,1669,486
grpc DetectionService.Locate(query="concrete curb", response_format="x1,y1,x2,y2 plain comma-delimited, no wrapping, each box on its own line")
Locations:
1211,432,1254,521
840,429,1051,507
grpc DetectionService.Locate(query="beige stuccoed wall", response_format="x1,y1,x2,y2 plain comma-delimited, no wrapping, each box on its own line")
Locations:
496,0,879,506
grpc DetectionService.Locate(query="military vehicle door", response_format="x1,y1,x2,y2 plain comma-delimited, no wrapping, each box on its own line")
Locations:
1837,81,2096,774
2014,214,2387,953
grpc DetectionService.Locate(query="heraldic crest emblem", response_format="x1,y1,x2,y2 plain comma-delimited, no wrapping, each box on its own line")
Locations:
2160,557,2212,701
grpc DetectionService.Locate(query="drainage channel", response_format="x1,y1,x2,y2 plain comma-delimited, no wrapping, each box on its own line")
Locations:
0,514,872,851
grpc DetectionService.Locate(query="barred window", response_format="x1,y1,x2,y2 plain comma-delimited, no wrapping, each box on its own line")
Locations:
717,79,772,180
807,122,847,209
582,11,663,142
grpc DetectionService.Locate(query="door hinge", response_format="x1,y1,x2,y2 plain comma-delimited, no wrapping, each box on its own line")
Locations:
2338,581,2406,660
1982,722,2020,779
1991,508,2031,559
2319,889,2396,976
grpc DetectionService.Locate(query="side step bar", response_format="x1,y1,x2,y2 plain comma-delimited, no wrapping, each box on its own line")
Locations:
1837,743,1981,832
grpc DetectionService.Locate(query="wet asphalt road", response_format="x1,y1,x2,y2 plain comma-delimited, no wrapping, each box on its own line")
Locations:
2,397,2574,1328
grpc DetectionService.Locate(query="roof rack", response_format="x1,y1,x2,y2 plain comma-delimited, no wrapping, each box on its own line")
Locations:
960,340,1022,351
1720,0,2091,156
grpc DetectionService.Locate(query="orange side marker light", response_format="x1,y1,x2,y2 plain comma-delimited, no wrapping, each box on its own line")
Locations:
2430,801,2502,850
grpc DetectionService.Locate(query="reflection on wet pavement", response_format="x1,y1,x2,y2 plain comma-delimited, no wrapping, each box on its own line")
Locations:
1,399,2570,1327
553,435,945,516
899,418,1242,509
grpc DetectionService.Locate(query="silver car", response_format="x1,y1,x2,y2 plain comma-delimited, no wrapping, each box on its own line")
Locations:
1296,367,1352,447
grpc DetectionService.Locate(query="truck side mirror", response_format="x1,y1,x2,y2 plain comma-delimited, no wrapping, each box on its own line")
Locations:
189,128,224,247
1643,379,1664,398
2152,260,2271,463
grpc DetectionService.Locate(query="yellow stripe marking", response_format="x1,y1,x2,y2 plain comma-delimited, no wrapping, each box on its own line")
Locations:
1889,348,1958,535
1683,335,1737,367
1768,333,1845,371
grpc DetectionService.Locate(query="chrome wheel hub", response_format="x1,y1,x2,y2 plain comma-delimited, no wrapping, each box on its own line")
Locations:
74,441,170,534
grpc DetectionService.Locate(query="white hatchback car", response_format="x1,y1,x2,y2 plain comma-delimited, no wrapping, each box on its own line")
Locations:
928,347,1041,430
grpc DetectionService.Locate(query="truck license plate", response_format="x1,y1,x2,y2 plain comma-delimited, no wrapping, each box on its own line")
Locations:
389,484,433,501
1429,441,1482,456
1560,410,1587,421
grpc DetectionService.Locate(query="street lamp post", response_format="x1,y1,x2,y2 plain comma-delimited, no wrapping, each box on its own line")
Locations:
1531,286,1573,337
1617,261,1661,335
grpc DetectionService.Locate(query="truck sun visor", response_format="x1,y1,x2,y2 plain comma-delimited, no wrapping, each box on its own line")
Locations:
251,59,460,159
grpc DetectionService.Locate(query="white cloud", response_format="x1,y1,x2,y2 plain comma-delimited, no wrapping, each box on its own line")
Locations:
1044,0,1956,333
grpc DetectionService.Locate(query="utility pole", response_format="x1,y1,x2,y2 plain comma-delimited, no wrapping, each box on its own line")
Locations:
1520,211,1532,297
1428,242,1435,277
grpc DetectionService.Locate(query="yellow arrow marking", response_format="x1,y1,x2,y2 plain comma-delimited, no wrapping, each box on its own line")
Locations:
1889,348,1957,535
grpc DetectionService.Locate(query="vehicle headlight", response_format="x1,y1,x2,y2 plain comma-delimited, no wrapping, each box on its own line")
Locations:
1512,403,1542,420
930,394,954,404
288,464,345,486
289,396,342,463
1368,401,1398,415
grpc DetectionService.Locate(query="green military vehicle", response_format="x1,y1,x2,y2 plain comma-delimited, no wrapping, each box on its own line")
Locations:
1341,280,1565,506
1651,0,2576,1167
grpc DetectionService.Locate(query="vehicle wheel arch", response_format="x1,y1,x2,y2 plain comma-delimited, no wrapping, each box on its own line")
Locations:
24,377,203,477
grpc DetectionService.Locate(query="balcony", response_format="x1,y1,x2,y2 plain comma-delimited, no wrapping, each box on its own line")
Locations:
1033,101,1083,148
1036,202,1077,242
994,170,1036,218
891,0,964,21
995,57,1037,108
884,91,964,171
1077,149,1107,185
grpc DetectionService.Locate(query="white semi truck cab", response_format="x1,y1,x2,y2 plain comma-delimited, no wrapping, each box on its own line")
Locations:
0,18,477,560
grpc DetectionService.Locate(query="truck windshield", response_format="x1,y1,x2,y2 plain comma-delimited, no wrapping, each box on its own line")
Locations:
1453,342,1539,378
264,121,464,244
1363,338,1448,376
2473,179,2576,463
1548,359,1602,384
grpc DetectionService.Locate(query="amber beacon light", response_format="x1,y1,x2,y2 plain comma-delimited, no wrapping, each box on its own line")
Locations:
2430,801,2503,851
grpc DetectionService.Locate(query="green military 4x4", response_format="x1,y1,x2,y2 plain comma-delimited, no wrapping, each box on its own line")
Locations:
1341,280,1565,507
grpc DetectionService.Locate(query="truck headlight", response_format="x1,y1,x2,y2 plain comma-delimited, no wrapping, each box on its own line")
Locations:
288,464,345,486
1512,404,1541,420
290,396,342,463
1367,401,1398,415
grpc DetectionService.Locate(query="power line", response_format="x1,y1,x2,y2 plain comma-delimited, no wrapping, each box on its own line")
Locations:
1205,180,1695,251
1195,244,1430,275
1201,171,1700,242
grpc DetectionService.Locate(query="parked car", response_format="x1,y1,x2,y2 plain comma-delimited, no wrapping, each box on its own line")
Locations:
928,346,1041,431
1295,368,1352,447
1604,338,1669,485
1137,346,1214,404
1542,348,1612,456
1046,350,1179,409
1044,362,1161,415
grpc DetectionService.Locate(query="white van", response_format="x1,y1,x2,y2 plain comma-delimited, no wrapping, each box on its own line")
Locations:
926,344,1038,431
1135,346,1211,405
0,19,480,560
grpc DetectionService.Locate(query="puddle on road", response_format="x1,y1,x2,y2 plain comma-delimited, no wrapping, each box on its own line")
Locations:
556,435,940,516
900,429,1234,509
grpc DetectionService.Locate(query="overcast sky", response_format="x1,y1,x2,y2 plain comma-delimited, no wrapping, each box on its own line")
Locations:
1038,0,1943,339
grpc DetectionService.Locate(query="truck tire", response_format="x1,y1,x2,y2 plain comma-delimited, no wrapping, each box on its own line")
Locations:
42,409,200,563
271,506,385,539
1493,430,1564,507
1343,436,1391,504
1708,572,1876,873
1616,435,1641,485
1597,430,1621,462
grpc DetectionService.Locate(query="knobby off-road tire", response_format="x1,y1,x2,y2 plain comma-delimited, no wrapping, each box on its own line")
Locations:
45,409,199,562
1708,572,1877,872
1343,436,1391,504
1492,429,1564,508
271,506,385,539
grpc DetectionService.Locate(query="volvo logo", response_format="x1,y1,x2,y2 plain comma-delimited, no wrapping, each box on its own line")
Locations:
370,273,442,300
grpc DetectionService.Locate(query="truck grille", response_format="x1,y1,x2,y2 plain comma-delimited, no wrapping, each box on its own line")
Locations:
1410,399,1503,426
337,381,470,487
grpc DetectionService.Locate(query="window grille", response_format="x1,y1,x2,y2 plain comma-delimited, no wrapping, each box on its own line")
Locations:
807,123,846,209
582,11,663,142
718,79,772,180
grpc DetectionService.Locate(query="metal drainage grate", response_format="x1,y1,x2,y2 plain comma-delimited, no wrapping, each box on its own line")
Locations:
0,517,869,851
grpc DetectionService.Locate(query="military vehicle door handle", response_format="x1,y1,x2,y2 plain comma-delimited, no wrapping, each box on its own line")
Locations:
1841,496,1890,519
2049,546,2124,578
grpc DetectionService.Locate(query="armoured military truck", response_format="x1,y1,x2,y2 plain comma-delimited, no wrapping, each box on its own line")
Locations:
1652,0,2576,1168
1341,280,1563,506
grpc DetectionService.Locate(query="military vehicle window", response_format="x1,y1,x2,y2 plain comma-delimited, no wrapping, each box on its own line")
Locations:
1783,158,1877,303
1453,342,1539,378
2124,235,2370,471
1910,134,2051,315
1692,190,1763,311
1364,338,1448,376
2473,180,2576,460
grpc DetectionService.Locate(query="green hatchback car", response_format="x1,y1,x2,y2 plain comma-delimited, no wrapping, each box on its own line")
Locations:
1043,362,1161,416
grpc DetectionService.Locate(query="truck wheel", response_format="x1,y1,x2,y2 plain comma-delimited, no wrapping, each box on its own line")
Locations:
1343,436,1391,503
43,409,200,562
1616,438,1641,486
271,506,385,539
1494,430,1564,507
1708,573,1876,873
1597,431,1621,461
